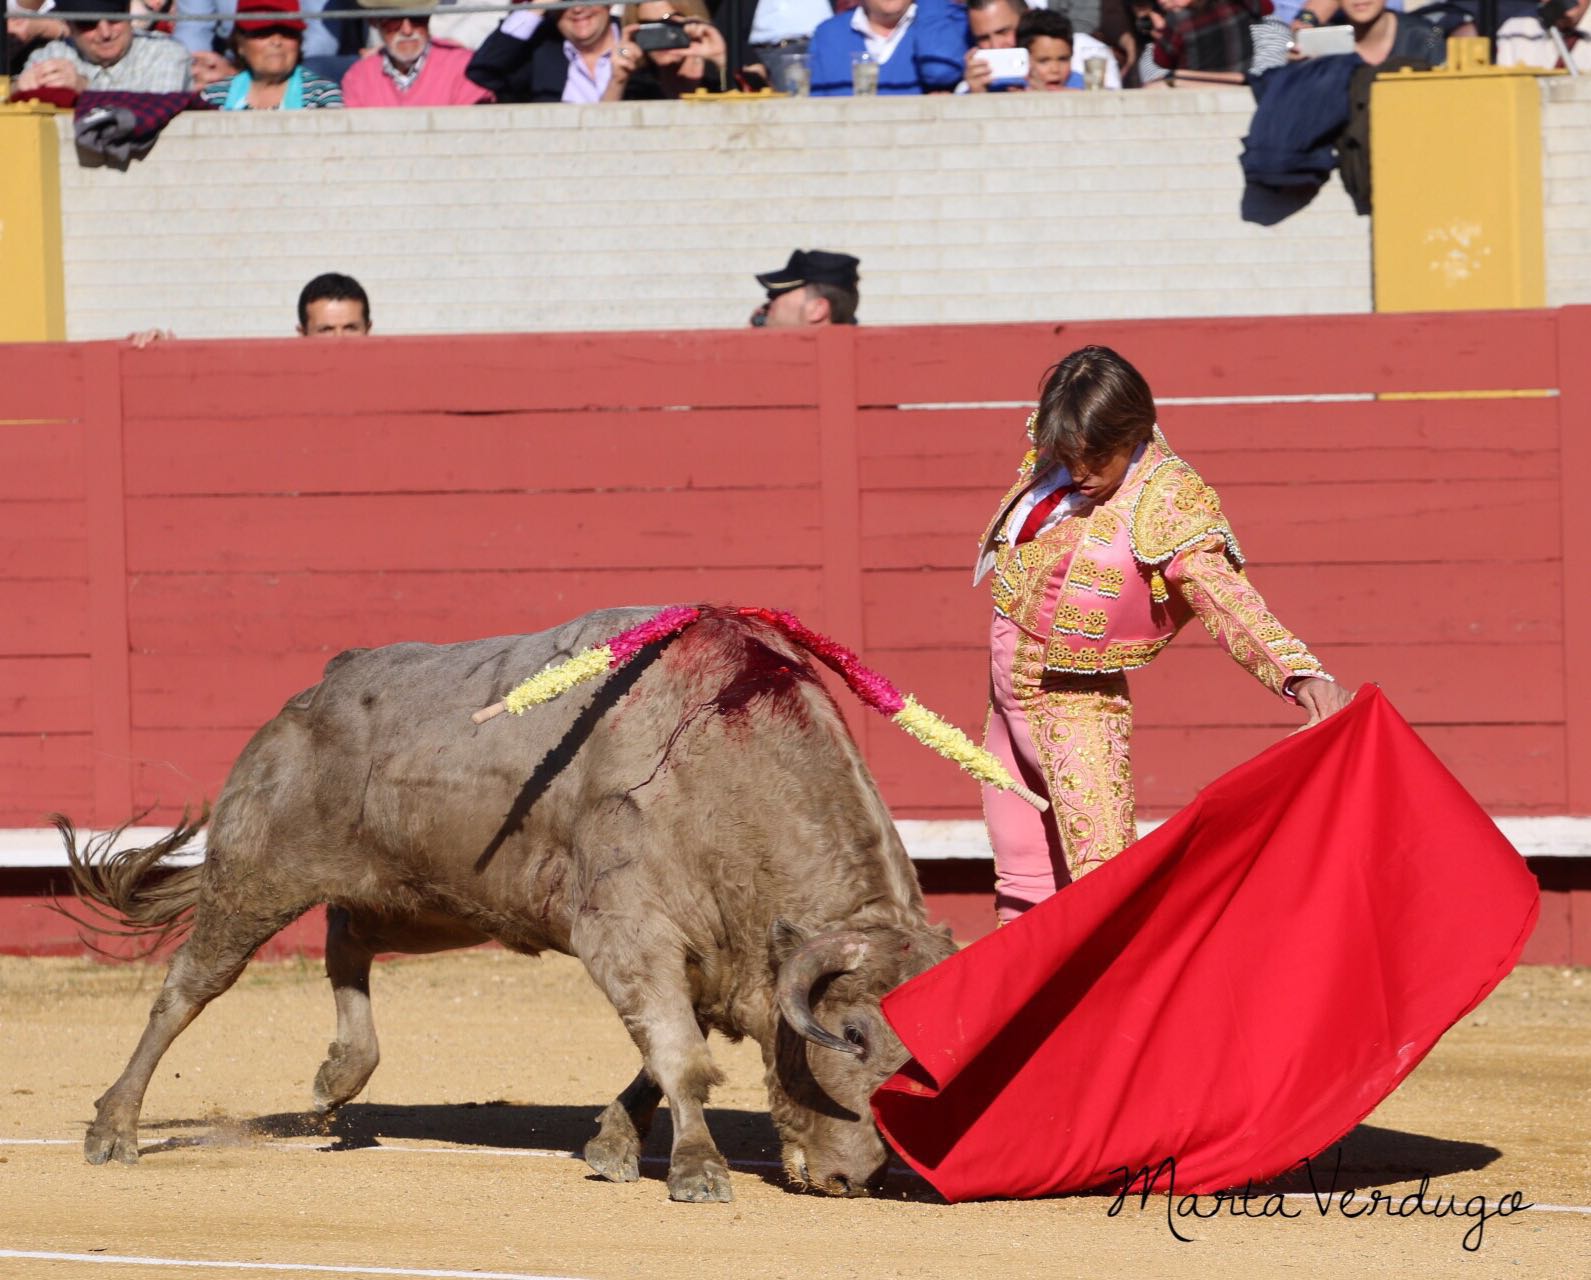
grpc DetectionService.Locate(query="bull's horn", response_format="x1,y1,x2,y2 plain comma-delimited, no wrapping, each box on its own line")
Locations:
775,930,872,1056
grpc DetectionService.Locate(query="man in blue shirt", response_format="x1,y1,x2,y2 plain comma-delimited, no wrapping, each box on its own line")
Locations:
809,0,967,94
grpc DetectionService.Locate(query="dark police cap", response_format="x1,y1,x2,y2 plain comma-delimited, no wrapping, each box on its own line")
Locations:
53,0,133,15
756,250,860,297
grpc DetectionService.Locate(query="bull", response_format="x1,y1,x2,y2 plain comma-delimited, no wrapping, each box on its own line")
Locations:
59,607,957,1201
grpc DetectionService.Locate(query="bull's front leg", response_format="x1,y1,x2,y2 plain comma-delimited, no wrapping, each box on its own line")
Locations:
575,922,731,1203
584,1067,662,1183
311,907,380,1113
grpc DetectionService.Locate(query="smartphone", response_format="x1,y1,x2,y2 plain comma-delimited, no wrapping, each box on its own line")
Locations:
634,20,693,52
1294,26,1356,58
977,46,1030,85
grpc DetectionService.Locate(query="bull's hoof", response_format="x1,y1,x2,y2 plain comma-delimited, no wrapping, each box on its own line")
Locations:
583,1133,641,1183
84,1125,138,1166
584,1098,643,1183
667,1157,733,1203
311,1041,377,1113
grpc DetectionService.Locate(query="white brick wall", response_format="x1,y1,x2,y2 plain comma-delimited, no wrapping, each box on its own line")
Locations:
1542,76,1591,308
57,90,1373,339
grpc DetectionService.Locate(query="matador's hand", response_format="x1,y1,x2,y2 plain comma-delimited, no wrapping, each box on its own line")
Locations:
1293,677,1353,728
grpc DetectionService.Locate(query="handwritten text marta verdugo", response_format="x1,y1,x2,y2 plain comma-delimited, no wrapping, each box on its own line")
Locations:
1106,1149,1532,1252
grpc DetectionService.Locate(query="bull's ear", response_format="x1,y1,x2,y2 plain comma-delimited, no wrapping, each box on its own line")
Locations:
769,918,809,967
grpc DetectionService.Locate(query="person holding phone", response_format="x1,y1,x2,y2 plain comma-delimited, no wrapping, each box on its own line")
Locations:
975,345,1350,921
962,0,1121,92
612,0,729,96
468,3,639,103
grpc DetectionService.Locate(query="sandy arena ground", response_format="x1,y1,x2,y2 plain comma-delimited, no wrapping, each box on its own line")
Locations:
0,950,1586,1280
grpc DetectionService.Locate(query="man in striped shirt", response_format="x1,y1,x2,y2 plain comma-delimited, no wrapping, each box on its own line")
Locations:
15,0,191,94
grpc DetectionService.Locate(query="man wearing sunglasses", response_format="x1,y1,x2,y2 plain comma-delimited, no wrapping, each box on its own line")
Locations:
342,0,492,106
14,0,190,93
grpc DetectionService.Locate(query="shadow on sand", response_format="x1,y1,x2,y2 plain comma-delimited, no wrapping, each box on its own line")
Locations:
132,1108,1497,1205
134,1099,945,1199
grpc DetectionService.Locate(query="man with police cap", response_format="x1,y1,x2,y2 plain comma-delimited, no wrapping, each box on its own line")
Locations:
750,249,861,328
15,0,191,93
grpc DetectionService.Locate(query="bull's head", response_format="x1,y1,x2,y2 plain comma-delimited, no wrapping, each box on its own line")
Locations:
766,918,955,1197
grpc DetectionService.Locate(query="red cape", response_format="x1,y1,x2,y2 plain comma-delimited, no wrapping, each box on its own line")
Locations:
872,687,1539,1201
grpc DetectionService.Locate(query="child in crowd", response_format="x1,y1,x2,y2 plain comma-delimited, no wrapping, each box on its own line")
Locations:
1019,7,1084,90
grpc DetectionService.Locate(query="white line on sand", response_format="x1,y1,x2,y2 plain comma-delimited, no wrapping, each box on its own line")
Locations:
0,1250,585,1280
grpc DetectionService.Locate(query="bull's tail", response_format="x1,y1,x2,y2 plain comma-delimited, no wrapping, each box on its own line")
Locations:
473,605,1048,812
48,810,209,958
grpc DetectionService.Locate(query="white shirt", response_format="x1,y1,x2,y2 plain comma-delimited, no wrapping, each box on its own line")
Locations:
851,2,917,64
749,0,833,45
1496,16,1591,72
973,437,1150,585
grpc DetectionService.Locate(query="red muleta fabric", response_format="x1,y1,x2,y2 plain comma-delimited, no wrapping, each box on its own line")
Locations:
871,686,1539,1202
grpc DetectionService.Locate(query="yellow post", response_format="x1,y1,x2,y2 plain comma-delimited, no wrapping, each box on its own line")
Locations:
1371,66,1548,313
0,102,65,342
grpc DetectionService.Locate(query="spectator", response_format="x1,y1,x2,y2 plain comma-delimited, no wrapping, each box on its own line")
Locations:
127,271,372,348
15,0,191,94
963,0,1120,92
341,0,493,106
808,0,967,94
740,0,831,92
1019,7,1084,87
1132,0,1274,86
467,3,652,102
199,0,343,109
298,272,372,336
170,0,339,64
1239,0,1441,212
749,250,860,327
1497,0,1590,70
611,0,731,97
1345,0,1444,63
6,0,69,77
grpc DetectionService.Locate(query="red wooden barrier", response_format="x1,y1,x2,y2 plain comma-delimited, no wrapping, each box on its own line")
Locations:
1,311,1585,831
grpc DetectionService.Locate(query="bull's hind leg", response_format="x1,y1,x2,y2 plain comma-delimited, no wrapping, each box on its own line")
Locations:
85,894,308,1166
311,906,380,1113
584,1067,662,1183
575,924,730,1203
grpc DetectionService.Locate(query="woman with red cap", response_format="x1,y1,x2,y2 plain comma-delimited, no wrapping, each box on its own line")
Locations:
199,0,342,109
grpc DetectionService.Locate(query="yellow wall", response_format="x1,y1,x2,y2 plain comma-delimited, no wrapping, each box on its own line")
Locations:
1372,68,1547,313
0,104,65,343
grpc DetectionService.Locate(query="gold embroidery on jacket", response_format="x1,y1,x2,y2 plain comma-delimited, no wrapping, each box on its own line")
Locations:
1130,458,1244,567
991,521,1088,630
1168,541,1326,696
1043,636,1174,675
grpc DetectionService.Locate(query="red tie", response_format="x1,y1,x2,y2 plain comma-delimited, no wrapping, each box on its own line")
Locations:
1016,487,1069,545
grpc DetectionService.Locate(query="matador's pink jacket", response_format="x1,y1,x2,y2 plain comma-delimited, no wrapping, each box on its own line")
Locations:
973,427,1328,697
341,39,493,108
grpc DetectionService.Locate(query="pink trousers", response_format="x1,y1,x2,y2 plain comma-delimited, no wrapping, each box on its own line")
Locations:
982,614,1137,923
